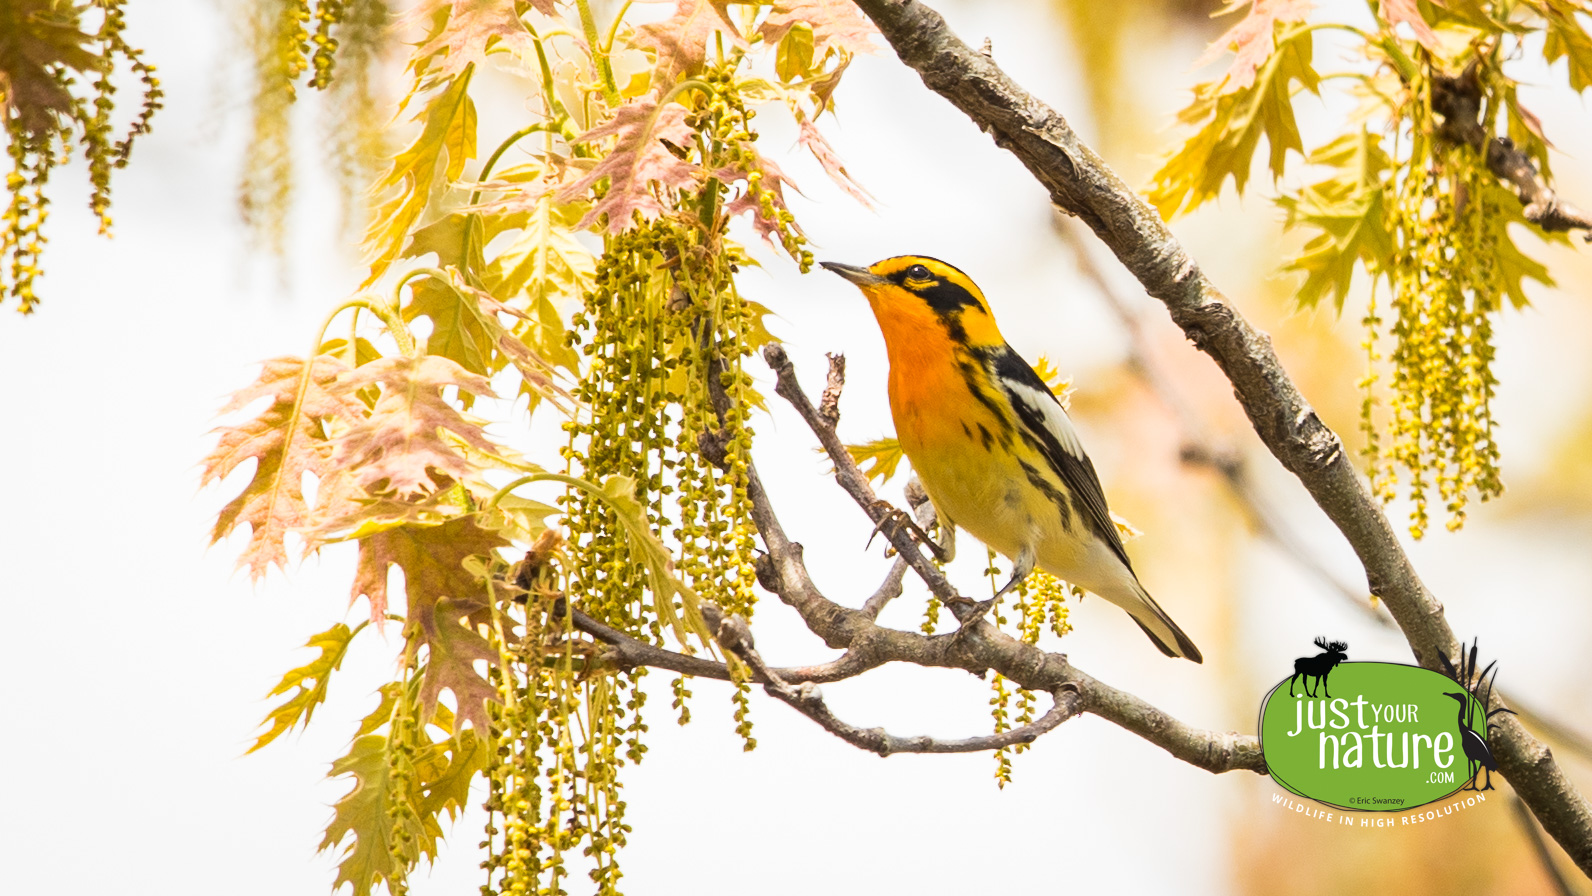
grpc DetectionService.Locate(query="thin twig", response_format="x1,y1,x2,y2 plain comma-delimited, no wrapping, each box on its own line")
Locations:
765,342,963,607
1433,67,1592,238
562,603,885,684
703,603,1082,756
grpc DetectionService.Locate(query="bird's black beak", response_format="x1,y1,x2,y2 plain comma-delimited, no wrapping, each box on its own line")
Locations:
819,260,888,287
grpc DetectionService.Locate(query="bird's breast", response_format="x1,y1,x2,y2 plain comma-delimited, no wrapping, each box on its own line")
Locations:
886,348,1033,560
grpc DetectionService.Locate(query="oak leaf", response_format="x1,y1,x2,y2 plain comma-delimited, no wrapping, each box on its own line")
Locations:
1540,0,1592,92
407,0,543,77
759,0,877,59
1278,130,1394,310
349,517,509,729
634,0,745,81
0,0,100,137
204,356,365,579
560,94,705,232
798,117,872,205
320,734,425,896
248,623,359,754
1196,0,1314,93
845,436,905,485
1378,0,1441,52
330,355,501,498
363,69,478,284
415,596,500,737
1149,27,1318,218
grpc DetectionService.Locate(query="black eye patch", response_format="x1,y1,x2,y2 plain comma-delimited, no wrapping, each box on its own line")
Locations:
905,264,932,280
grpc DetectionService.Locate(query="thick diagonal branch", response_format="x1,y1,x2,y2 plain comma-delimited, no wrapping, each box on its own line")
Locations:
849,0,1592,872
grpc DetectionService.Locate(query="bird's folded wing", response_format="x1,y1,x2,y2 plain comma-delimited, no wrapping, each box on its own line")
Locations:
988,346,1135,572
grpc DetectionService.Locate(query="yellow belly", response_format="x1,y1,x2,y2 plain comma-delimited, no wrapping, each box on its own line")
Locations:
891,365,1092,582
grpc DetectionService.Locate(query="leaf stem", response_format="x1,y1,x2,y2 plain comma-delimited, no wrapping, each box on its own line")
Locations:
469,123,550,208
575,0,621,105
601,0,637,57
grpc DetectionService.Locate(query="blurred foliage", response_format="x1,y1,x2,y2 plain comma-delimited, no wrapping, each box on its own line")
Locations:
0,0,161,313
1151,0,1588,538
238,0,392,253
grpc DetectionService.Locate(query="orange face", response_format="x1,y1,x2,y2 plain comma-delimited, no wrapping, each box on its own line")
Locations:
818,256,1005,358
820,255,1011,462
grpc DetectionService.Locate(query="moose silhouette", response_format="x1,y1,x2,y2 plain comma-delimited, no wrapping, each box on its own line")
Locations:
1288,637,1348,699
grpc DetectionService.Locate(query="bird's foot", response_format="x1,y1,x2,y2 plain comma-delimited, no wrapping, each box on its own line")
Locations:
955,552,1034,627
866,500,947,562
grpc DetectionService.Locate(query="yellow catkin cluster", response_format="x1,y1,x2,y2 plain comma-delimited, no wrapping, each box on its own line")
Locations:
480,56,809,894
310,0,346,88
1370,85,1505,539
979,552,1070,786
323,0,387,229
483,596,550,896
1,0,159,312
384,672,420,896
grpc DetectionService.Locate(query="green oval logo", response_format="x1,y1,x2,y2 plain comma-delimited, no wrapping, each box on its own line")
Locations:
1259,661,1489,811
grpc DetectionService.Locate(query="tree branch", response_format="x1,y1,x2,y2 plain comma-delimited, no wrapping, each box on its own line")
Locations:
851,0,1592,871
1432,68,1592,238
703,602,1083,756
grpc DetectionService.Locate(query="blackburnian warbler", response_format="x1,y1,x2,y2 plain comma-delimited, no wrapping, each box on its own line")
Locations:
822,256,1203,663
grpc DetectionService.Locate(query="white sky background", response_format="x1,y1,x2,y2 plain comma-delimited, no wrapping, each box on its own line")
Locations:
3,0,1591,893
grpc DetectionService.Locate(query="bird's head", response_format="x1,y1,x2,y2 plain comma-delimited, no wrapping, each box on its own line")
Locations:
820,256,1003,348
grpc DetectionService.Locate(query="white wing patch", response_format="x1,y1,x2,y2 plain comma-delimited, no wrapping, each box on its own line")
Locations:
1003,379,1086,463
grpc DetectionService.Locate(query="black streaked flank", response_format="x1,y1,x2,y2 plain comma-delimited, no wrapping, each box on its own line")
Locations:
1018,459,1074,532
988,344,1135,572
958,356,1010,427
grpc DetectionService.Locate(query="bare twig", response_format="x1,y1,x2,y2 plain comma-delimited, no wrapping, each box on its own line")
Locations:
703,602,1083,756
861,481,937,618
561,603,884,684
861,556,910,619
851,0,1592,872
764,342,962,608
1433,68,1592,238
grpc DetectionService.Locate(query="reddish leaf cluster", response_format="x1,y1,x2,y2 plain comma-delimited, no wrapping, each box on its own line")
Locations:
1197,0,1314,92
562,95,705,232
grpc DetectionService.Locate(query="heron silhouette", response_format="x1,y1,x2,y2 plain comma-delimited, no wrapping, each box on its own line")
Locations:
1444,691,1498,791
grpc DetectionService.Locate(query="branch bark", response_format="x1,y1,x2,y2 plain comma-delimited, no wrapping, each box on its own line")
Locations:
1432,67,1592,237
850,0,1592,873
703,602,1083,756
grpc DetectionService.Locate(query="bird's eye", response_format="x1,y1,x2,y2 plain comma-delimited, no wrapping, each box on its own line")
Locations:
905,264,931,280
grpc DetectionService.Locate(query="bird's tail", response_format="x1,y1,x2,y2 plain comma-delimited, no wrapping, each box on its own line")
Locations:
1108,579,1203,664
